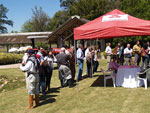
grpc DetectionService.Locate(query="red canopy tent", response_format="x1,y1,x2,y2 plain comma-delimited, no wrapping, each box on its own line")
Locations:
74,9,150,40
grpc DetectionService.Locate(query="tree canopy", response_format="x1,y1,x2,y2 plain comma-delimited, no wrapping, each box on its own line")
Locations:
60,0,150,46
0,4,13,33
47,10,69,31
21,6,50,32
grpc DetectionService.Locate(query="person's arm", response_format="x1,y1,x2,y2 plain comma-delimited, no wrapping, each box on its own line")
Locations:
105,47,108,53
145,49,149,54
20,61,32,72
77,49,81,59
130,49,133,54
124,48,127,55
53,55,57,62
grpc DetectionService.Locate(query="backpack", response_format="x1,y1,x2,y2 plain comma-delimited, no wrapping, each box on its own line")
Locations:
27,55,40,72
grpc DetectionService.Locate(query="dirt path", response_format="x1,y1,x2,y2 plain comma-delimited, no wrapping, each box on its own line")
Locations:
0,63,21,69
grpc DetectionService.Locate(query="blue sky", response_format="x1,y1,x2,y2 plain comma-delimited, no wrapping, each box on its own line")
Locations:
0,0,61,33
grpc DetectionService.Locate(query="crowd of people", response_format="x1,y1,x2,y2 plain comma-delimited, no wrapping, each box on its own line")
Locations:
20,46,77,109
105,41,150,70
19,40,150,109
19,44,100,109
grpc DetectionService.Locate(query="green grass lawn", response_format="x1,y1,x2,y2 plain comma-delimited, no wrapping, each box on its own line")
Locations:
0,59,150,113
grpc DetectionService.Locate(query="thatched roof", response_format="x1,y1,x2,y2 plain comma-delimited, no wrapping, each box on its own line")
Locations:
48,16,89,43
0,32,52,44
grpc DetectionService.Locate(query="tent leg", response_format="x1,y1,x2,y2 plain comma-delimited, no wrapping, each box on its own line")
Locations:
90,39,93,78
74,40,78,83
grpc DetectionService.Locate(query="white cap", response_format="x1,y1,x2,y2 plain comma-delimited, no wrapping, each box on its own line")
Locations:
61,47,65,52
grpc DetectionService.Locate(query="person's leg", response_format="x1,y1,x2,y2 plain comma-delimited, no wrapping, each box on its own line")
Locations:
96,61,99,72
137,54,141,66
27,82,34,109
134,54,138,65
141,56,145,70
94,61,99,73
60,79,64,88
89,63,92,77
46,75,50,91
127,58,130,65
49,69,53,90
67,79,73,88
35,80,40,107
145,55,149,69
78,59,83,80
147,54,150,67
87,61,90,76
125,58,128,65
59,67,66,87
41,80,46,95
93,61,95,73
71,67,75,81
86,61,88,75
107,56,111,62
27,75,36,109
121,56,124,65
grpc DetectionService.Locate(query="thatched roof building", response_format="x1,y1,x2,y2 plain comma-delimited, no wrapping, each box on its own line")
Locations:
48,16,89,47
0,32,52,45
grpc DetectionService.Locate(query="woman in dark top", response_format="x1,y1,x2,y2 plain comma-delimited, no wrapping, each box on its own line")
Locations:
141,43,149,70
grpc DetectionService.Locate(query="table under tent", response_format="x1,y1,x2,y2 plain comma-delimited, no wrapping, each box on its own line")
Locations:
73,9,150,86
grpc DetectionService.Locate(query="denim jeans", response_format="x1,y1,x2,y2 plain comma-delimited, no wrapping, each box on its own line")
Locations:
39,80,46,95
77,59,84,80
148,54,150,66
86,60,92,77
93,61,99,73
141,55,149,70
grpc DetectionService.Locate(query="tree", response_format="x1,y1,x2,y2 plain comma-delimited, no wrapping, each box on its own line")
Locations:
60,0,77,10
31,6,50,32
21,6,50,32
0,4,13,33
64,0,150,45
11,30,19,33
68,0,116,20
21,20,33,32
47,10,69,31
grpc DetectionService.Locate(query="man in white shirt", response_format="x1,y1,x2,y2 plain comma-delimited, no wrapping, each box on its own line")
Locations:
20,49,39,109
124,44,133,65
105,43,112,62
77,44,84,80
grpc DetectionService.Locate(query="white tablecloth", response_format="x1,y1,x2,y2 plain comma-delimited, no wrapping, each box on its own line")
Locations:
116,66,144,88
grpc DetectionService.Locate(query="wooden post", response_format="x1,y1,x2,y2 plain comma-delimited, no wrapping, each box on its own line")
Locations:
69,39,70,48
31,38,35,48
50,43,51,48
6,44,9,53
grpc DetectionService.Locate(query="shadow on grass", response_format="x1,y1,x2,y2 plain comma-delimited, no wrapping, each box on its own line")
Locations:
48,87,61,93
90,75,114,87
38,87,60,107
38,97,56,107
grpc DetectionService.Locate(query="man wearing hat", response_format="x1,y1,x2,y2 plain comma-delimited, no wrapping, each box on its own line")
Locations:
20,49,40,109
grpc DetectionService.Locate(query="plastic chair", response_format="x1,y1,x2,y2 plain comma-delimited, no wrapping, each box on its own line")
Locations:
136,68,150,89
101,68,116,88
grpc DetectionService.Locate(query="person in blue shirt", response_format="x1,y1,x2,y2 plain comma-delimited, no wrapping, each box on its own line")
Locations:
118,42,124,65
77,44,84,81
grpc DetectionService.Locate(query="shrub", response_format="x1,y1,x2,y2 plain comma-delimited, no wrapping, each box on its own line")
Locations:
0,53,23,65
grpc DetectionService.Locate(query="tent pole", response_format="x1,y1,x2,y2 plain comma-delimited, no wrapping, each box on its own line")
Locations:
74,39,78,83
91,39,93,78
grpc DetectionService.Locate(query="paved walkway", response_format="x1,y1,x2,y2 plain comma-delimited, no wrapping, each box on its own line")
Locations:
0,63,21,69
